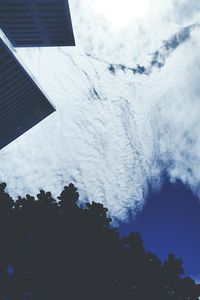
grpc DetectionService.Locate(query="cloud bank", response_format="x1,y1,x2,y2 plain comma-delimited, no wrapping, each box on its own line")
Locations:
0,0,200,221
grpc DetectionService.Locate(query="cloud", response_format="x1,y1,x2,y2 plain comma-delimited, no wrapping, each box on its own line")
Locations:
69,0,200,64
0,0,200,221
150,28,200,196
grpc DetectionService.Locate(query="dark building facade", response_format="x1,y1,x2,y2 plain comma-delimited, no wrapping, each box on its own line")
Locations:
0,0,75,47
0,0,75,149
0,30,56,149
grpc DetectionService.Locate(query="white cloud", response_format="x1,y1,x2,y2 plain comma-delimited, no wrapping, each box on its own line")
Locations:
0,0,200,220
69,0,200,64
150,29,200,196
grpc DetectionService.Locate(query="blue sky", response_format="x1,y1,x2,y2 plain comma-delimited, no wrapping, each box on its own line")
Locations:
119,177,200,279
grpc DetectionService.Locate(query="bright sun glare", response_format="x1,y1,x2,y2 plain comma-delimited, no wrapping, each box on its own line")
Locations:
92,0,150,28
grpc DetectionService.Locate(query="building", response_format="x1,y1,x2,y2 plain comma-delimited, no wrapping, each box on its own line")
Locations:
0,0,75,47
0,0,75,149
0,29,56,149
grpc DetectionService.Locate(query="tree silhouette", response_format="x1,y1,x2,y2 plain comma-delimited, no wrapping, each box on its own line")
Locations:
0,182,199,300
58,183,79,209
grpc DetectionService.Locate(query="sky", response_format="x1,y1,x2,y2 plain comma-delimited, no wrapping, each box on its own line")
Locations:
120,177,200,279
0,0,200,278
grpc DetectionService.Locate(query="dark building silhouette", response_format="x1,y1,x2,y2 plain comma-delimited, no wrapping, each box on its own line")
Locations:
0,29,55,149
0,0,75,47
0,0,75,149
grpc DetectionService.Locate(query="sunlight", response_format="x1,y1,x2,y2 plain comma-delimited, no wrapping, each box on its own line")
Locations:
92,0,151,28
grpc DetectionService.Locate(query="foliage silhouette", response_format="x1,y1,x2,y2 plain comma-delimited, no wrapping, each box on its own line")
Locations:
0,182,199,300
